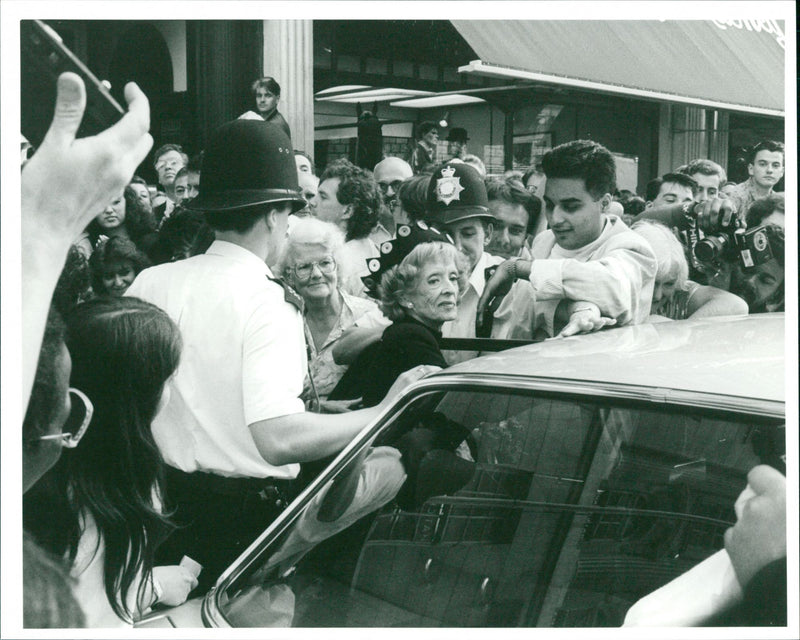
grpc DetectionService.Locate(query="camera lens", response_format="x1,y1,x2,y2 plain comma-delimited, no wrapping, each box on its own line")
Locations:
694,234,728,263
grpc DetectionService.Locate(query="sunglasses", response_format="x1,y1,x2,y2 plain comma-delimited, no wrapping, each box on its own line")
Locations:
38,388,94,448
378,180,404,195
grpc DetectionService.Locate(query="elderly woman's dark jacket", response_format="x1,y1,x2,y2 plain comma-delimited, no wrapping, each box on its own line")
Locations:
328,315,446,407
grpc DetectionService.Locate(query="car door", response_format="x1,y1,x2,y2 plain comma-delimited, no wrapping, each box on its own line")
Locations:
209,379,784,628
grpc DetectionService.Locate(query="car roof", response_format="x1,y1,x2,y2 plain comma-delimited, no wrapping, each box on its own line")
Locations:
442,314,785,403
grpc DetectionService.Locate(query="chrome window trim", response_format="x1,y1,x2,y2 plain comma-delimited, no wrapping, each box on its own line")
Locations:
204,373,784,627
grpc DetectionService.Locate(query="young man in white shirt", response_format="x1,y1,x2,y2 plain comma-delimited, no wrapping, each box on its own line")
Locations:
478,140,657,338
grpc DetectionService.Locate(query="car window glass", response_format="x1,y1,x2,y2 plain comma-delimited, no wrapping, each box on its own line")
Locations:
217,387,783,628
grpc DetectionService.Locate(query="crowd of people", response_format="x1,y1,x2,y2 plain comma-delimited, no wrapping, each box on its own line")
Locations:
19,72,787,628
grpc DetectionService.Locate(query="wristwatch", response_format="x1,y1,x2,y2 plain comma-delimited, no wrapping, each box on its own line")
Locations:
509,257,522,281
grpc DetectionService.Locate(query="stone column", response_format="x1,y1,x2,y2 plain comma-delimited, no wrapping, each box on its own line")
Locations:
261,20,314,155
186,21,262,150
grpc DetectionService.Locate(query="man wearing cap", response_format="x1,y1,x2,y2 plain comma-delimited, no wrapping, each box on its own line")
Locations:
425,162,536,363
127,119,427,592
477,140,656,339
447,128,469,162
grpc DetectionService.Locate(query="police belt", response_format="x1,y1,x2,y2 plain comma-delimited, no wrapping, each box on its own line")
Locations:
166,465,298,500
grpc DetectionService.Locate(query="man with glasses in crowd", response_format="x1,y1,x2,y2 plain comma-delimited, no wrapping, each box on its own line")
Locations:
373,156,413,240
152,143,188,226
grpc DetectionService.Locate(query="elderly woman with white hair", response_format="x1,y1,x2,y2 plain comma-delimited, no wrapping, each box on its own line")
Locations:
329,223,469,408
279,218,380,410
630,220,748,320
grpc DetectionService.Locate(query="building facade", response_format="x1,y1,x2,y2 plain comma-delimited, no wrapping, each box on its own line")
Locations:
38,19,785,193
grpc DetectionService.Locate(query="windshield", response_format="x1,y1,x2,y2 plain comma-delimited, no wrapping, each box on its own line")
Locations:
215,386,783,628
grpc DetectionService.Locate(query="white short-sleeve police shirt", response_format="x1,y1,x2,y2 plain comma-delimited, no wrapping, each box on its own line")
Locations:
127,240,306,479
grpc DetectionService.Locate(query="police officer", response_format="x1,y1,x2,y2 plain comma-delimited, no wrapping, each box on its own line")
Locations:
425,162,536,361
128,119,430,593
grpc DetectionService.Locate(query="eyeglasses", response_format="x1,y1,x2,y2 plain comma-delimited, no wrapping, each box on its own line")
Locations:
38,388,94,448
155,158,183,171
292,257,336,281
378,180,404,195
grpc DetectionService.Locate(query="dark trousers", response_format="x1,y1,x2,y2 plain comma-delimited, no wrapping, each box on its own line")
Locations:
156,466,296,595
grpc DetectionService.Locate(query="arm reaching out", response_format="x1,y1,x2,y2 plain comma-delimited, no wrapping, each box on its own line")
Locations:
249,364,440,466
22,72,153,411
556,301,617,338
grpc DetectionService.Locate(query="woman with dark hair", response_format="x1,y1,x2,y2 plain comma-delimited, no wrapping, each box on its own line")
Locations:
24,297,196,626
23,308,89,628
89,236,150,297
81,186,157,257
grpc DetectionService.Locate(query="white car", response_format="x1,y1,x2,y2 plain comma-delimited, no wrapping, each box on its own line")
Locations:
138,314,785,628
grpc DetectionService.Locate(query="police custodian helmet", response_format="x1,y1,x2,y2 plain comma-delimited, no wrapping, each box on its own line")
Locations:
185,119,306,214
425,162,493,226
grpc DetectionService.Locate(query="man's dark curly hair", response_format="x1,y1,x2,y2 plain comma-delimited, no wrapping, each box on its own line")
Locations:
644,173,698,203
320,158,383,241
397,175,431,224
542,140,616,200
746,194,784,229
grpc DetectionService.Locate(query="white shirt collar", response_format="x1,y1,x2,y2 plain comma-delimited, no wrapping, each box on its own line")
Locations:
467,251,500,298
551,215,616,259
205,240,272,278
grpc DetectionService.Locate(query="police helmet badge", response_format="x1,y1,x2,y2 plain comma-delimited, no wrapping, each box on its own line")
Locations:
435,165,464,205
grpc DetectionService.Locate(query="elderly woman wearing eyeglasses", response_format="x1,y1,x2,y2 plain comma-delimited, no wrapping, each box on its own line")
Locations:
279,218,381,411
329,222,469,409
